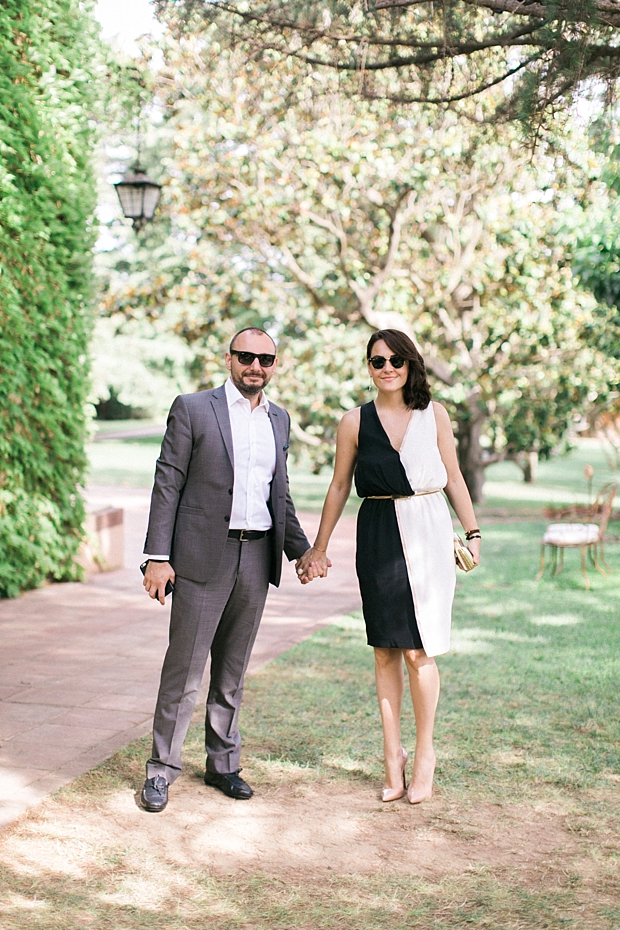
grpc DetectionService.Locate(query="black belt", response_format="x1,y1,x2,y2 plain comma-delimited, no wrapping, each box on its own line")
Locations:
227,529,271,541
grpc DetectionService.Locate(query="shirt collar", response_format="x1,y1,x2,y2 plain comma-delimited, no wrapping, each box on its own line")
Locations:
225,377,270,411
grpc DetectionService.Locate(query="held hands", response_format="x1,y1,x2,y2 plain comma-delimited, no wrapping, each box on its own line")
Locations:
143,560,176,605
295,547,332,584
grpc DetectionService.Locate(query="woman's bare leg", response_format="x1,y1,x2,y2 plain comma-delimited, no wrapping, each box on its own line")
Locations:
374,647,406,790
404,649,440,803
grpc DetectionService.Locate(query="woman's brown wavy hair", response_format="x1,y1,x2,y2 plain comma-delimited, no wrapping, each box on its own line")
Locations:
366,329,432,411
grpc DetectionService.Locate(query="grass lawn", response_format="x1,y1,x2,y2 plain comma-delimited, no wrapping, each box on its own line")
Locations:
1,516,619,928
87,429,620,520
9,428,614,926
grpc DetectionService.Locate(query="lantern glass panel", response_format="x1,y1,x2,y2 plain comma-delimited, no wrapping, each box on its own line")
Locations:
116,183,145,219
142,184,161,219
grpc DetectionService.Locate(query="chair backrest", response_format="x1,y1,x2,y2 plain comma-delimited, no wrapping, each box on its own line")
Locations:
594,483,618,540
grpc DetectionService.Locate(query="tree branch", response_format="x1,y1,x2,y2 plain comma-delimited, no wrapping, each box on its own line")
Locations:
375,0,620,27
362,54,542,104
277,243,326,309
461,0,620,27
290,419,322,446
357,189,418,310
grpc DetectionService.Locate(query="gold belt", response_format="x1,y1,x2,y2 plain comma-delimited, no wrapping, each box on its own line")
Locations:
365,489,442,499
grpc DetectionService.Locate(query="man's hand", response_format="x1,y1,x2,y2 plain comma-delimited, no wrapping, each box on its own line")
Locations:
295,547,332,585
143,561,176,605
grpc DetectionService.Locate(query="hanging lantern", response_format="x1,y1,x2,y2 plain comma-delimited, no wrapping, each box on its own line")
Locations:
114,165,161,229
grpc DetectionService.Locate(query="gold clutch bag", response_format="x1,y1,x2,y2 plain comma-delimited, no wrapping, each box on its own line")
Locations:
454,534,476,572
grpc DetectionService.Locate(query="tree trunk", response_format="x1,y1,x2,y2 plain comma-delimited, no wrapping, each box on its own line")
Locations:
524,451,538,484
455,413,486,504
511,450,538,484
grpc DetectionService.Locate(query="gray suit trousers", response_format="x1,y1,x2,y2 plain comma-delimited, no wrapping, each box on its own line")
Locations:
146,535,271,783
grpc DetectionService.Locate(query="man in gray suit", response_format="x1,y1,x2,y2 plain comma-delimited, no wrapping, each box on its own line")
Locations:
140,327,318,812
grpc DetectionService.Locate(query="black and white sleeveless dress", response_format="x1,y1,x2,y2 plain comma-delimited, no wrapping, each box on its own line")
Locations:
354,401,455,657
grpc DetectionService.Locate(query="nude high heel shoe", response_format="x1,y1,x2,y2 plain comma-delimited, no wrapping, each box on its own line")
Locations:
382,747,408,802
407,750,435,804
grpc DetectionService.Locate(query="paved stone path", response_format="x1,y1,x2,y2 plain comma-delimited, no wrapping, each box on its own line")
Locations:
0,488,360,830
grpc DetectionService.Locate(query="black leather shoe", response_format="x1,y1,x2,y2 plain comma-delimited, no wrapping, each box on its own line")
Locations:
204,769,253,799
141,775,169,812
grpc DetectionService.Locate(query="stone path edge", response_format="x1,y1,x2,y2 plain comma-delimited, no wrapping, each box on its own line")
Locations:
0,503,360,831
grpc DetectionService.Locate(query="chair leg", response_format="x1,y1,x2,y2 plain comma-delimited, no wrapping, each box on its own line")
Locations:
599,538,612,574
580,548,591,589
592,544,608,578
551,545,559,575
556,547,564,575
535,545,546,581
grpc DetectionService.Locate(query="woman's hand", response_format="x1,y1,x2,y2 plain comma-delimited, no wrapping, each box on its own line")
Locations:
467,536,481,566
295,547,331,584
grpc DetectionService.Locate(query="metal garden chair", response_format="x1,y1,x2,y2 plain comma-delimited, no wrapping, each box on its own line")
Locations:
535,482,617,589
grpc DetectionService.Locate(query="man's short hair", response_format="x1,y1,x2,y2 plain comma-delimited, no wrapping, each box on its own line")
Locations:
230,327,277,353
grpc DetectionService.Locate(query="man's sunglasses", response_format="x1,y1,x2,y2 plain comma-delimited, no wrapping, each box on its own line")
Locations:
231,350,276,368
368,354,406,370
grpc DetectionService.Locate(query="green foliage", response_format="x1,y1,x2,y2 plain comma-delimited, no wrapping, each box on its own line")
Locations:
0,0,100,596
164,0,620,130
571,121,620,367
96,32,617,500
90,314,194,417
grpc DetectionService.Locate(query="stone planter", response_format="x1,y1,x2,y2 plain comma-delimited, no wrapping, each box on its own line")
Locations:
78,507,124,572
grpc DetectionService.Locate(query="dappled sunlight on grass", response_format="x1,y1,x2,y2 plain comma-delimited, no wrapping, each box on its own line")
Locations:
475,599,535,617
530,612,584,626
1,522,619,927
450,627,547,654
331,613,366,630
321,754,376,775
491,750,527,766
485,481,599,504
448,632,494,654
0,859,590,930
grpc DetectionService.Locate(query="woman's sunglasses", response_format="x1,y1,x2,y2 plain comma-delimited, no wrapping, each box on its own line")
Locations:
368,354,406,370
231,350,276,368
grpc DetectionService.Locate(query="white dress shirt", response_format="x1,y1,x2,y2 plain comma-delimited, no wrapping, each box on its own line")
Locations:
225,377,276,530
145,379,276,559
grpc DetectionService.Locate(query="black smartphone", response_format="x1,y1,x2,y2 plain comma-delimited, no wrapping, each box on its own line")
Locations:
140,560,174,597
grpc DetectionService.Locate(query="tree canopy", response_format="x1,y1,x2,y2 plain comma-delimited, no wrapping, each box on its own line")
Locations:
96,34,618,501
158,0,620,126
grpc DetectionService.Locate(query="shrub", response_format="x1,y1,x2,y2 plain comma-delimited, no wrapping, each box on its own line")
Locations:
0,0,99,596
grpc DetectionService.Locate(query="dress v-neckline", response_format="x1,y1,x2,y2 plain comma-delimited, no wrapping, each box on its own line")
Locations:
372,401,414,455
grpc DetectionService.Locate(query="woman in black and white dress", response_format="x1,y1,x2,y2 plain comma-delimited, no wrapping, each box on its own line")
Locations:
297,330,480,803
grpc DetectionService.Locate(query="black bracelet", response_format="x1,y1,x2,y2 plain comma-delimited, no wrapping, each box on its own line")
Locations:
465,529,481,540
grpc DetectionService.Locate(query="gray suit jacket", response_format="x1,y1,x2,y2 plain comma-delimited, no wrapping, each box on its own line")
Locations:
143,384,310,587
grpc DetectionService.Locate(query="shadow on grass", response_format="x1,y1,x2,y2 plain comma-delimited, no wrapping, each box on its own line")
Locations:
0,862,592,930
1,524,619,928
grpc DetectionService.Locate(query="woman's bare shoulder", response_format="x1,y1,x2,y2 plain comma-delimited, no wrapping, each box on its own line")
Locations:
338,406,362,439
342,406,362,425
431,401,450,423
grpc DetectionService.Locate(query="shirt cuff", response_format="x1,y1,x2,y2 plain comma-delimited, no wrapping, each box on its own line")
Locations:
143,555,170,561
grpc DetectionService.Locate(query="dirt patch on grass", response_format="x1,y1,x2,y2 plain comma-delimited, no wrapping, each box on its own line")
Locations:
0,771,582,883
0,763,617,928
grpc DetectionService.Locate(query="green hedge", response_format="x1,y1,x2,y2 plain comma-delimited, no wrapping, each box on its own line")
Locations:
0,0,99,597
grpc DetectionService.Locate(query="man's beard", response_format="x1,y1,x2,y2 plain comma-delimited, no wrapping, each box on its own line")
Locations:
231,370,267,397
